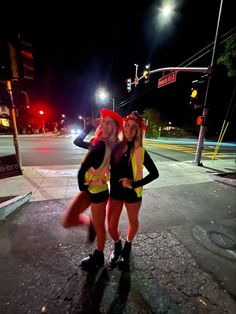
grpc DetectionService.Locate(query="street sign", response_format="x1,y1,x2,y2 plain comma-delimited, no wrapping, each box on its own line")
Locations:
158,72,177,88
0,154,22,179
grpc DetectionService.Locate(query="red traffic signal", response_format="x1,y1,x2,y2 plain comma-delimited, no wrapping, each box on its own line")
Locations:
196,115,206,126
39,110,44,115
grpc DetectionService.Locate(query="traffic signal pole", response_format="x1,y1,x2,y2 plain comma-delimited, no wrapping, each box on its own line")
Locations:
6,80,22,169
194,0,223,165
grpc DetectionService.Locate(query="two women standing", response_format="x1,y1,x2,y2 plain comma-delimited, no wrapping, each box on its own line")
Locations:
62,109,159,272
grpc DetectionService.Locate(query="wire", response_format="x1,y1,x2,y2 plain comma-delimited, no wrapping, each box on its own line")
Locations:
116,28,236,110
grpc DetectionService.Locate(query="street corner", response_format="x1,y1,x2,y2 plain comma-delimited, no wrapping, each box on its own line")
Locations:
210,172,236,187
192,220,236,261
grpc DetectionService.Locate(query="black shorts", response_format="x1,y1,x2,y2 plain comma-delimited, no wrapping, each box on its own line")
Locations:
110,187,142,204
87,189,109,204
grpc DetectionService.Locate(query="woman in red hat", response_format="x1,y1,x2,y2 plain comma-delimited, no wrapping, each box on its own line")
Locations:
62,109,123,272
107,111,159,271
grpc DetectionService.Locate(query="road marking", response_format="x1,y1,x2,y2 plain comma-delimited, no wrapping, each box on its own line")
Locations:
144,142,234,159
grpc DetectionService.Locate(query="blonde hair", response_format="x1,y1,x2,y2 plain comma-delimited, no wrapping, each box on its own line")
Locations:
98,118,120,169
113,121,143,164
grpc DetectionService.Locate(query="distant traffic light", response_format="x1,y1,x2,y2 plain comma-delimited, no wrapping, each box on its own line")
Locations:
143,64,150,84
126,78,132,92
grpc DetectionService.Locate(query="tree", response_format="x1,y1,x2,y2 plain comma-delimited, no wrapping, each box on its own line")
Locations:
142,107,167,138
217,34,236,78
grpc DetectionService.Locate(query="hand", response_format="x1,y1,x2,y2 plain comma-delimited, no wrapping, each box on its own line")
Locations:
119,178,133,189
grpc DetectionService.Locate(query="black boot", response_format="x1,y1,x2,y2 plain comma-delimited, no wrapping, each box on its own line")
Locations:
118,241,131,272
80,249,104,272
109,239,122,268
88,220,96,243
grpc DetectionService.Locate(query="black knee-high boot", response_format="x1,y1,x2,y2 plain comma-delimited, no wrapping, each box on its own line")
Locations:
118,240,131,272
110,239,122,268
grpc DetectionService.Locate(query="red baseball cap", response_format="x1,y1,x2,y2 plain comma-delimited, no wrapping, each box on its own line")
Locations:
100,109,123,131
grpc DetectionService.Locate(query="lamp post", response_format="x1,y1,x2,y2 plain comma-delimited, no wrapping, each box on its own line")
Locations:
79,115,86,130
96,88,115,112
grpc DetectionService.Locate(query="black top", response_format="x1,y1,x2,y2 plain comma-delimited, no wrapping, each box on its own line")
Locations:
110,141,159,189
78,141,106,191
73,124,94,150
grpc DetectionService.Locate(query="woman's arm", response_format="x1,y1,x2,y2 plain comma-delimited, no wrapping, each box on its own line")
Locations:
77,141,106,191
132,150,159,188
73,124,94,149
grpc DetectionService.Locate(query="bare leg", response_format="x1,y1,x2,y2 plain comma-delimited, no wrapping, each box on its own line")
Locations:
125,201,142,242
107,198,124,241
91,200,107,251
61,191,91,228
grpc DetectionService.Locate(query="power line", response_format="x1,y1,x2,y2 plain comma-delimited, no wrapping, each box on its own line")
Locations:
116,28,236,110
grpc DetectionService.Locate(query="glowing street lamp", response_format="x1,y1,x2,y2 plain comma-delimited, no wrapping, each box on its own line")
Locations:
96,88,115,112
79,115,86,130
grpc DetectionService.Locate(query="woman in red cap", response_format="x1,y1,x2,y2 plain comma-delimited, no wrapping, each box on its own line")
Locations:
62,109,123,272
107,111,159,271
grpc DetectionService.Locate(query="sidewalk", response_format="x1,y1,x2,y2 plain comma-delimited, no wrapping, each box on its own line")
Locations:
0,158,235,313
0,159,235,203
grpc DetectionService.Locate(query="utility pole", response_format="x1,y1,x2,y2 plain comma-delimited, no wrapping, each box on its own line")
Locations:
6,80,22,169
194,0,224,165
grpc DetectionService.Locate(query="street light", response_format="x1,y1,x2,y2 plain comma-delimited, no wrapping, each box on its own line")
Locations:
96,88,115,112
38,110,45,135
134,63,139,87
79,115,86,130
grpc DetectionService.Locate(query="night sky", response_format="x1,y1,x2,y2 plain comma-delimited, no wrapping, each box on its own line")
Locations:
1,0,235,137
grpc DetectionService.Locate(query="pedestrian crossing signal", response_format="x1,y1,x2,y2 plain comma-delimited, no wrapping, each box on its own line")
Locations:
196,115,206,126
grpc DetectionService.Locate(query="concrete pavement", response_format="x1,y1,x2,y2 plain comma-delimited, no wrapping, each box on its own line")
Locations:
0,158,236,313
0,158,235,203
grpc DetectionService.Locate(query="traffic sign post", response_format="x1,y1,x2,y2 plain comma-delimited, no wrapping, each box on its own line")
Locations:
158,72,177,88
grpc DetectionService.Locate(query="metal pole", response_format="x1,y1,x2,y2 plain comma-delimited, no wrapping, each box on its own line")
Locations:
6,80,22,169
134,64,139,86
112,98,115,112
194,0,224,165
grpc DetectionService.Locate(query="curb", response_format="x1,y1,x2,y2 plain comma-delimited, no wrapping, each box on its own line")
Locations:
0,192,32,221
210,173,236,187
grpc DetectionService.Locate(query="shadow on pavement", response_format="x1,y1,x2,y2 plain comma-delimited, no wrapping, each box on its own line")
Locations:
108,271,131,314
74,268,110,313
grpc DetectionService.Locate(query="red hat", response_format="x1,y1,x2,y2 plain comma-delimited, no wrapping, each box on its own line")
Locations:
100,109,123,131
123,111,147,131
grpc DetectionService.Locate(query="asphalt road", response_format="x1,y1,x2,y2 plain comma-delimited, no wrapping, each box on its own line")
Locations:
0,135,235,166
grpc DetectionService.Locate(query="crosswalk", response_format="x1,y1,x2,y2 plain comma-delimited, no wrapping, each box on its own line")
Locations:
144,142,235,159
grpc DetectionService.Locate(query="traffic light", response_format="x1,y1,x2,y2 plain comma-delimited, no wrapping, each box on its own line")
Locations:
0,37,34,81
0,39,20,80
189,77,208,109
143,64,150,83
126,78,132,92
19,40,34,80
196,115,206,126
39,110,44,115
